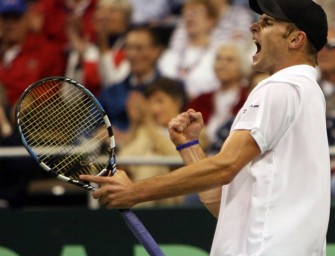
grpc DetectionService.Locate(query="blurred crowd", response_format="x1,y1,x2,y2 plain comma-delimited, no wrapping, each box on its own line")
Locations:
0,0,334,208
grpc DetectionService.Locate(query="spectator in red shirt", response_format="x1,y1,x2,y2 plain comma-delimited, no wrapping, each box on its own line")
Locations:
0,0,64,208
0,0,65,112
40,0,98,53
38,0,99,94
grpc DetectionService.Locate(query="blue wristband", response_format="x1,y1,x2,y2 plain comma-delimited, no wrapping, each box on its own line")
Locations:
176,139,199,151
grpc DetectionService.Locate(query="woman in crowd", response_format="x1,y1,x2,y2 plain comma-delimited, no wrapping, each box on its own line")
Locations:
117,77,186,207
187,42,252,153
169,0,253,51
158,0,220,100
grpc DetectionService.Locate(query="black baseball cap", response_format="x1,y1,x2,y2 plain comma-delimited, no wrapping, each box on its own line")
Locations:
249,0,328,51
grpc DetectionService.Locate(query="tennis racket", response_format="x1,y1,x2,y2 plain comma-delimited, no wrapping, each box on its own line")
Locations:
16,76,165,256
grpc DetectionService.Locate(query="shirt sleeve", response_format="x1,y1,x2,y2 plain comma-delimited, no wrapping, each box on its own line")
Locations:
232,82,300,154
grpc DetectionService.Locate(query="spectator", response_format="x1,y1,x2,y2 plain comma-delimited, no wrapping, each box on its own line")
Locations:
0,0,64,207
130,0,171,26
318,26,335,202
0,0,64,118
98,26,163,147
25,0,44,34
0,87,12,139
158,0,220,100
38,0,98,78
40,0,97,51
187,42,251,152
94,0,132,87
169,0,253,51
316,0,335,29
209,70,268,154
118,77,186,207
65,0,133,94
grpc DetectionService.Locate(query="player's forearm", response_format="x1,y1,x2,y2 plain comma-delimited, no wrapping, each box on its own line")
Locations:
132,149,233,209
132,130,261,211
178,144,222,217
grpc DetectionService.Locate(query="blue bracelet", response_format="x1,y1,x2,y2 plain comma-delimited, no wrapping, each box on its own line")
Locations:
176,139,199,151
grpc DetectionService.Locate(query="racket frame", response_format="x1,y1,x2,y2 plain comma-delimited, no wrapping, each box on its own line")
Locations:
16,76,165,256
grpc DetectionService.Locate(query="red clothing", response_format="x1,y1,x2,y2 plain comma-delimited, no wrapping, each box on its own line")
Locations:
187,85,250,124
0,33,65,107
40,0,97,52
83,60,100,96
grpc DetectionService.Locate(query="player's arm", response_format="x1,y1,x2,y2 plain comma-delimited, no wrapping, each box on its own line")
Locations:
177,143,222,218
166,109,222,217
132,129,260,202
80,127,260,209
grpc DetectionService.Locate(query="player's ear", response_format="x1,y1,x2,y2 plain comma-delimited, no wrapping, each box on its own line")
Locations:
288,30,307,50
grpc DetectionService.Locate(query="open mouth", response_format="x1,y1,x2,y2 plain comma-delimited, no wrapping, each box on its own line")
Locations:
254,40,262,55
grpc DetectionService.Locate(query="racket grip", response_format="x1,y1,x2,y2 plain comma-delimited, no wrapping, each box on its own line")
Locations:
118,209,165,256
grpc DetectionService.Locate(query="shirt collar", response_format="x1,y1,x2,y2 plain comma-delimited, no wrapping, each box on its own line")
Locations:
129,70,158,87
270,65,317,81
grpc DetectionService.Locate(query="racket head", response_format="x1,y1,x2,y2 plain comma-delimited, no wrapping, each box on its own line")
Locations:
16,76,116,190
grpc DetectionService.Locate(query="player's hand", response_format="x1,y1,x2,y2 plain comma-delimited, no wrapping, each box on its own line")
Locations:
168,109,204,145
80,170,137,209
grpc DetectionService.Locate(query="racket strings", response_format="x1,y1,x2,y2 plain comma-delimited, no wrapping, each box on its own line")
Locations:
20,83,89,138
21,80,62,110
24,101,107,176
19,82,73,141
23,95,98,148
21,84,96,146
36,109,102,159
20,83,72,136
37,116,104,165
19,80,111,178
53,131,109,179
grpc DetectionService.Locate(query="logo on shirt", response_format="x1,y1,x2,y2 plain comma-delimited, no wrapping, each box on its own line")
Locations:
250,104,260,108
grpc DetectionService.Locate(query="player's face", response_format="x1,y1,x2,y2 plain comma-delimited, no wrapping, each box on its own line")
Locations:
250,14,290,75
148,91,180,127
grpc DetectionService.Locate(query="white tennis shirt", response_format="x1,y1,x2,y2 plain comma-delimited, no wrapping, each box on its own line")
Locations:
210,65,330,256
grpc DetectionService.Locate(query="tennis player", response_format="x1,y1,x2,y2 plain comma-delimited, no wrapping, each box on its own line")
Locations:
81,0,331,255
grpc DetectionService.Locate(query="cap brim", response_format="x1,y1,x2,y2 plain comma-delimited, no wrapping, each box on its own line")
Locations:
249,0,291,21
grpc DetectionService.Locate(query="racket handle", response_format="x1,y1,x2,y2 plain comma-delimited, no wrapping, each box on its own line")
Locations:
118,209,165,256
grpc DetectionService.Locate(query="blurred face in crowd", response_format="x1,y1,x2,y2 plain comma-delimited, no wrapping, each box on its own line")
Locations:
94,4,129,34
124,30,161,77
214,45,243,86
182,2,216,37
318,28,335,84
0,12,28,46
66,0,90,10
148,91,181,127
